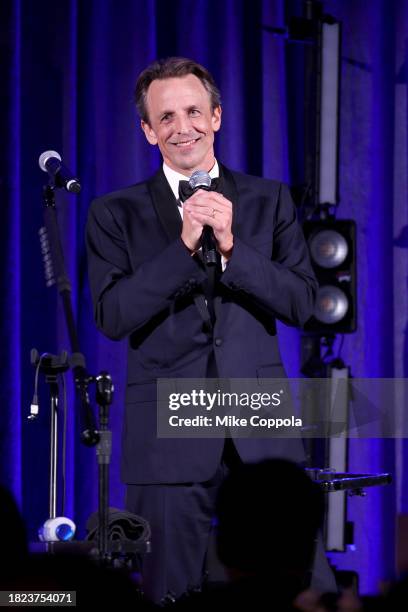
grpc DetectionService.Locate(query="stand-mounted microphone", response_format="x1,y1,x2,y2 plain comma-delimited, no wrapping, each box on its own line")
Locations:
39,150,81,194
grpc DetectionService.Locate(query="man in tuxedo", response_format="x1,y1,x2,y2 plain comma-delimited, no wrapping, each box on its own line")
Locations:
86,57,334,603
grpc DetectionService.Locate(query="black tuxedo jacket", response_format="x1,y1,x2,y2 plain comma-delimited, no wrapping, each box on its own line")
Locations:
86,164,317,484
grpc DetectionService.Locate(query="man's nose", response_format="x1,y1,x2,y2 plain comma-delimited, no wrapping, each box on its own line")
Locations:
174,114,192,134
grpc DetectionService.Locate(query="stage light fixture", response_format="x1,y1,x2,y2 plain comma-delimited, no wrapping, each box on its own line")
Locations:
309,230,348,268
314,286,349,324
319,20,341,206
303,219,357,334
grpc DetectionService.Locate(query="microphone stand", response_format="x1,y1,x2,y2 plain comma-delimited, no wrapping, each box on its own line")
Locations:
37,183,118,563
30,350,70,525
36,180,148,570
95,372,114,561
42,184,99,447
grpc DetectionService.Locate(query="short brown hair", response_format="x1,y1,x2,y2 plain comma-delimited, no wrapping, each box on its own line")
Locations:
134,57,221,124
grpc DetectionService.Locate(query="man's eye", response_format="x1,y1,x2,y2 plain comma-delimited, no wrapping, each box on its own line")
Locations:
190,109,200,116
161,114,171,122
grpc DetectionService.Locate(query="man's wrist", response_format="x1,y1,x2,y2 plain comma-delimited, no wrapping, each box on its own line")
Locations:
181,237,198,256
219,239,234,261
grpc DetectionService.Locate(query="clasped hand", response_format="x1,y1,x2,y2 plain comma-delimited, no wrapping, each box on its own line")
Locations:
181,189,234,259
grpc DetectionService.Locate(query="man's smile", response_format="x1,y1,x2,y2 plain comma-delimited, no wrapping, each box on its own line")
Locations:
171,137,201,147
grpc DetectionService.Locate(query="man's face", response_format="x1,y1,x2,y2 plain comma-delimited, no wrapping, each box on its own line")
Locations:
141,74,221,176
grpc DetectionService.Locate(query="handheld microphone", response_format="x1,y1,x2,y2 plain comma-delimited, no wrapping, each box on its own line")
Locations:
188,170,217,266
39,150,81,194
38,517,76,542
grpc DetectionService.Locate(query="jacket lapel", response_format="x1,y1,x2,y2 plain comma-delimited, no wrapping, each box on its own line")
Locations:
218,163,239,235
147,167,182,241
214,164,239,324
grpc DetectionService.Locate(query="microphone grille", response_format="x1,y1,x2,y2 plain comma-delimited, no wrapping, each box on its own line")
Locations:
189,170,212,190
39,150,61,172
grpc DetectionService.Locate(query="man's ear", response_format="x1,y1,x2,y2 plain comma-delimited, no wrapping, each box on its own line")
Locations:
211,106,222,133
141,120,158,145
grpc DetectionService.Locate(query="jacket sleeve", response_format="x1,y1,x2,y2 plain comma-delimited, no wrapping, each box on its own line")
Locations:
86,198,207,340
220,183,317,327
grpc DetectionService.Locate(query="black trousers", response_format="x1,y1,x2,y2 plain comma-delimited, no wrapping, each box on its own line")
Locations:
125,437,242,604
126,346,337,602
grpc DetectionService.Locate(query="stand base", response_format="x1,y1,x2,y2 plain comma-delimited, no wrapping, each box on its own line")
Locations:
30,538,148,570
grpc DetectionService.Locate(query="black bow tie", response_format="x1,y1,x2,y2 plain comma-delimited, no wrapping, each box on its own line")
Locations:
178,177,221,203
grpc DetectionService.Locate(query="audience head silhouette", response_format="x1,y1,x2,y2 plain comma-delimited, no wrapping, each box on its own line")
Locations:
215,459,324,586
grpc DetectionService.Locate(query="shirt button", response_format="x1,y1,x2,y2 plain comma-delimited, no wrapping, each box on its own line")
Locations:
214,338,222,347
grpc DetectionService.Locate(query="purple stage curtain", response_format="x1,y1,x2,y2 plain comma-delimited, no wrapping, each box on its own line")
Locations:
1,0,407,594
